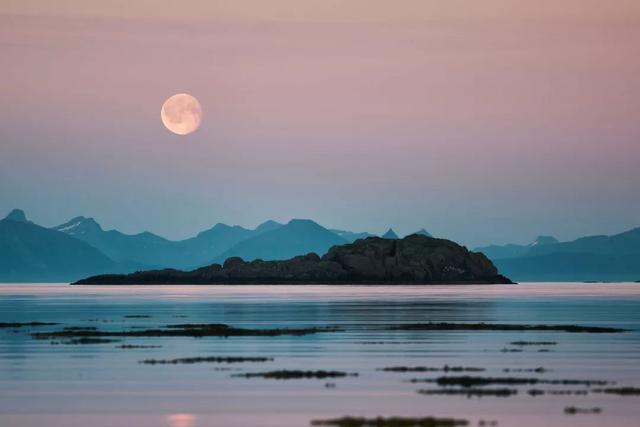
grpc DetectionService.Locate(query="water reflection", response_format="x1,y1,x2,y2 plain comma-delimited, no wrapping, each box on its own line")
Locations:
0,284,639,427
167,413,195,427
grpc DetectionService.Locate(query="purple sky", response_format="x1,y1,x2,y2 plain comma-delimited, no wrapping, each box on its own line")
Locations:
1,1,639,247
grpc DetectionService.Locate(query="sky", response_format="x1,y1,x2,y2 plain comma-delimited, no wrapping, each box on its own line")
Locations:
1,1,639,247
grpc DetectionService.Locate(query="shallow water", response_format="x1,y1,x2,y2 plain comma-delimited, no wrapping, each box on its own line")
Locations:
1,283,639,427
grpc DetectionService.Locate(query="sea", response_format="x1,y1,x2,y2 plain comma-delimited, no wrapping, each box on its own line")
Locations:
1,283,639,427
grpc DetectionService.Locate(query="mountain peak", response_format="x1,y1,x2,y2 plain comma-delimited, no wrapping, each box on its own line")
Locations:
53,216,102,235
211,222,233,231
287,218,321,228
414,228,433,237
213,218,346,263
530,235,559,246
382,228,399,239
4,209,29,223
254,220,283,234
196,222,251,239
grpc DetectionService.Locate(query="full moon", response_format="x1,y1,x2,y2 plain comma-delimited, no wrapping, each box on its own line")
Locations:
160,93,202,135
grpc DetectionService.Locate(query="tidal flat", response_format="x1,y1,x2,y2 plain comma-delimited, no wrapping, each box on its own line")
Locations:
1,283,640,427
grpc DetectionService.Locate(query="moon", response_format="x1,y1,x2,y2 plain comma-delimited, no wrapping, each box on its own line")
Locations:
160,93,202,135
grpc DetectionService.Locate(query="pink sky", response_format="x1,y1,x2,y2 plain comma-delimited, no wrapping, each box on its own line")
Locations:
1,1,639,246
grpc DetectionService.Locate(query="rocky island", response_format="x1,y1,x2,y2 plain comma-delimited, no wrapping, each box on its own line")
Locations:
75,234,513,285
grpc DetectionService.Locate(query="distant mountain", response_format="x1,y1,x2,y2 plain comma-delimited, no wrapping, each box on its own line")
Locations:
254,220,283,234
0,211,123,282
5,209,32,223
526,230,638,258
530,235,559,246
174,221,283,268
330,229,374,243
413,229,433,238
382,228,399,239
52,216,178,268
476,243,530,260
478,228,640,282
175,223,257,267
475,235,559,260
52,217,284,270
214,219,347,262
494,252,639,282
77,234,512,285
48,215,435,268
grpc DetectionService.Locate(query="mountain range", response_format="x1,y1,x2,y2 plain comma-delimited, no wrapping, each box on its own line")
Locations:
0,209,430,282
475,228,640,281
212,219,347,263
0,211,123,282
78,234,511,285
5,206,638,283
51,216,282,269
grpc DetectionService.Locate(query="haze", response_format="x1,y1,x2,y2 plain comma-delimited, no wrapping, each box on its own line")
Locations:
1,0,639,247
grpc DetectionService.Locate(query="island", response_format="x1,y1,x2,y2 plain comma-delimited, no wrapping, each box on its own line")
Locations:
74,234,513,285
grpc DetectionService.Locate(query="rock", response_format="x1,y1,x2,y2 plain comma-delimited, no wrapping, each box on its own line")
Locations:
75,235,513,285
323,235,508,283
223,257,245,269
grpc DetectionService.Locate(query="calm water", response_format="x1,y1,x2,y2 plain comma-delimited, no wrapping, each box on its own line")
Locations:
1,283,639,427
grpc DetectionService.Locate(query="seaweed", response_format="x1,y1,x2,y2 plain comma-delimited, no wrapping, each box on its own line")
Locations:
382,366,485,373
550,390,589,395
63,338,119,345
503,367,549,373
234,370,357,380
124,315,151,319
387,323,627,333
418,388,517,398
413,376,537,387
564,407,601,415
310,416,468,426
412,376,609,387
509,341,557,346
32,323,341,339
117,344,162,349
0,322,58,328
592,387,640,395
165,323,231,329
542,379,609,386
528,389,589,396
140,356,273,364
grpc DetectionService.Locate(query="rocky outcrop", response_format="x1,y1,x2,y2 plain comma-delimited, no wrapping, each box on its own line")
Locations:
75,234,513,285
323,234,509,283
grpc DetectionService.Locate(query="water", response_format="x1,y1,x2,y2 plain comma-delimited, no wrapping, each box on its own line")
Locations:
1,283,639,427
